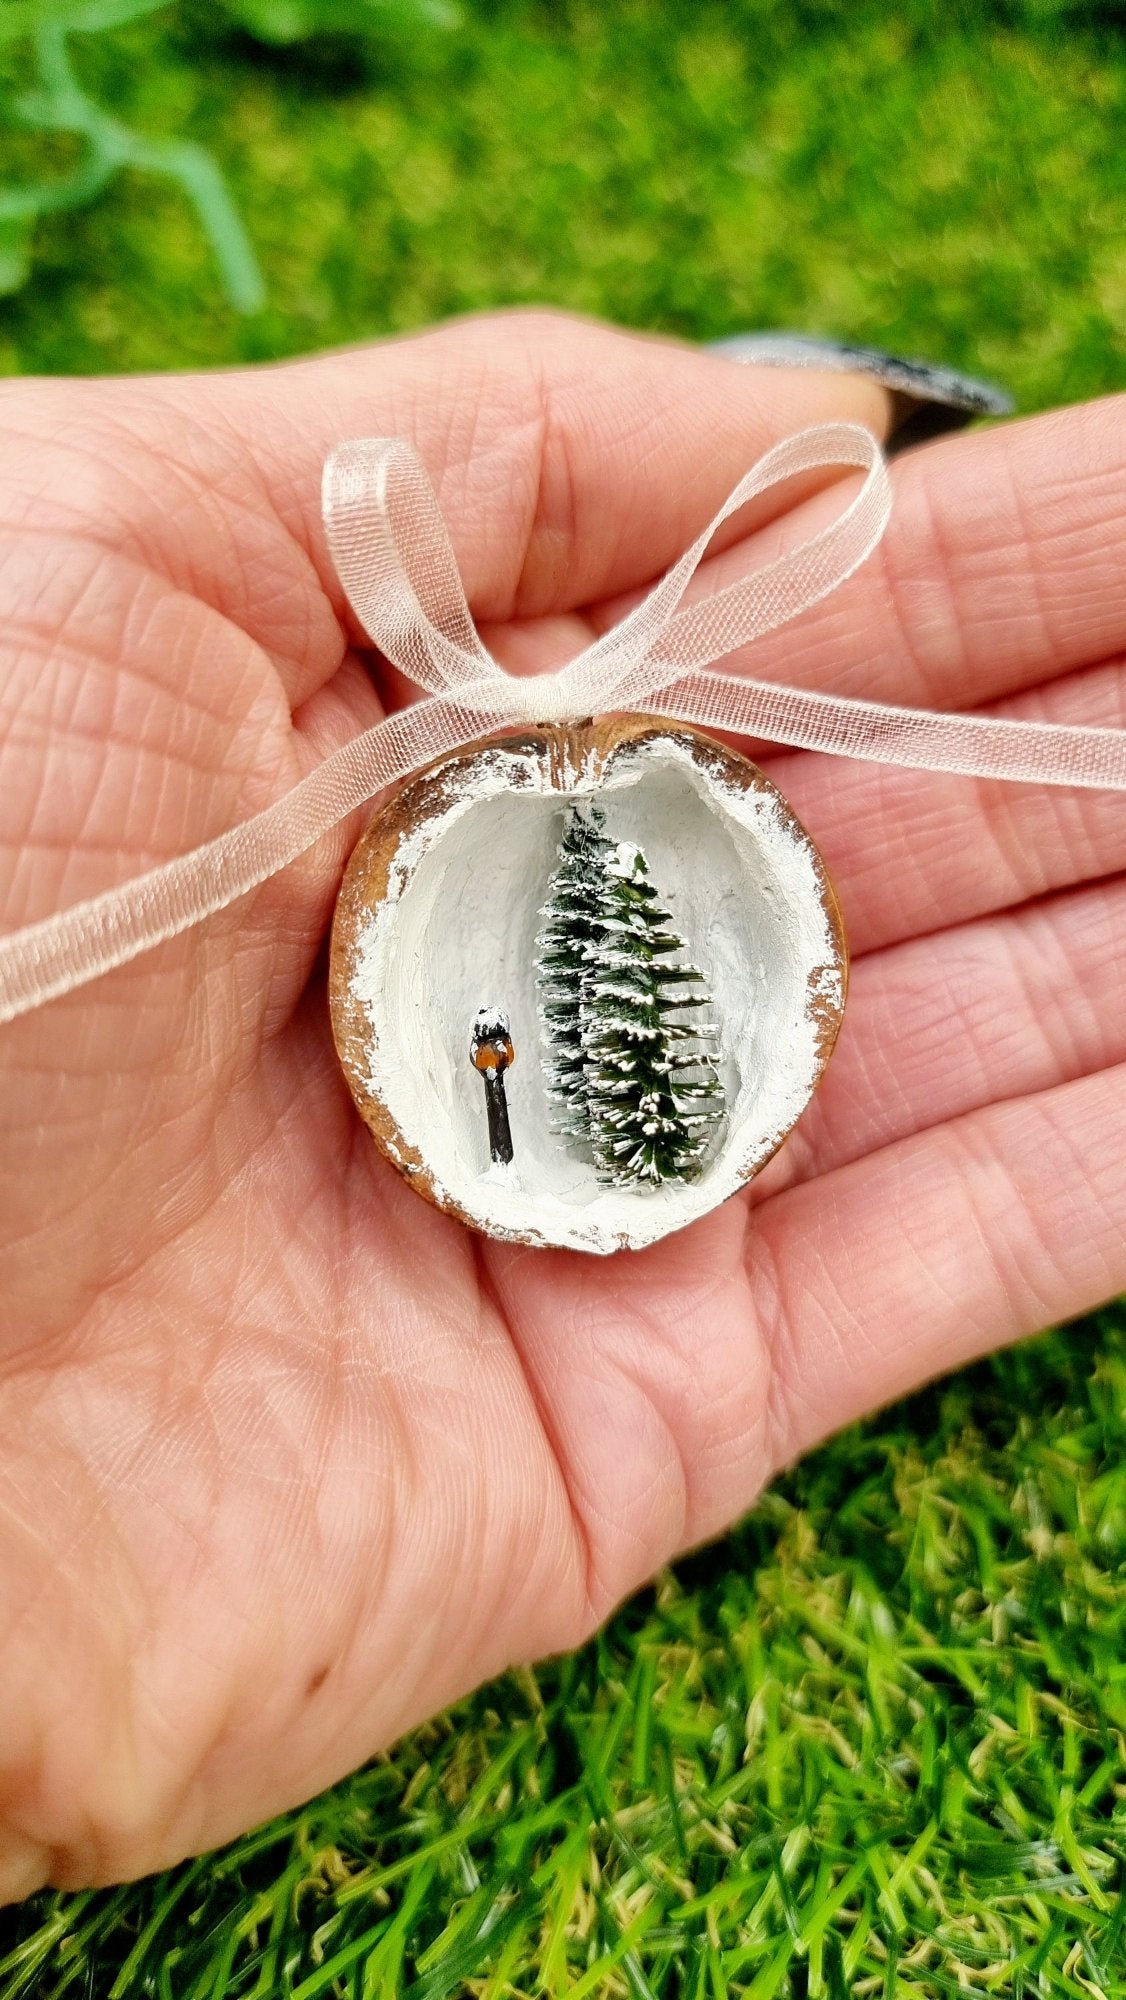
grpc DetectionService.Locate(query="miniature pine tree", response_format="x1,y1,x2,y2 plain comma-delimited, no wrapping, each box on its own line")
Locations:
535,804,617,1143
582,842,724,1186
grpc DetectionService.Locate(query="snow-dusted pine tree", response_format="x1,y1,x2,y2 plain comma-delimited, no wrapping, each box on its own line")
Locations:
582,841,724,1186
535,805,616,1142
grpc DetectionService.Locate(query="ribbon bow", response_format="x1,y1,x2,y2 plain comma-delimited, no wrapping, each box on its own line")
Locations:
1,421,1124,1028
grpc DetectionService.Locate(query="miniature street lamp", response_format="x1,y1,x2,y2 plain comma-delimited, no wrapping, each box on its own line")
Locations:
470,1008,515,1167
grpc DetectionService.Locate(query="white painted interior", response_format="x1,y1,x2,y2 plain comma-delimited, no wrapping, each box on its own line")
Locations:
347,733,842,1253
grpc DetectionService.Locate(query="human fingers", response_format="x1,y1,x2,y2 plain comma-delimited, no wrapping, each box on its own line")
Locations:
564,394,1126,959
762,653,1126,954
485,876,1126,1594
482,1198,766,1615
0,314,892,725
751,1059,1126,1472
211,311,894,634
751,874,1126,1199
643,393,1126,721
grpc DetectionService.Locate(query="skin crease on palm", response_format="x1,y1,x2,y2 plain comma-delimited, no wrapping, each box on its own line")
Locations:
1,312,1125,1903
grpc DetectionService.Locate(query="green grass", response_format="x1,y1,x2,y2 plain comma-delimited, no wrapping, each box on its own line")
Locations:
2,1324,1124,1996
1,3,1125,1993
2,1,1125,406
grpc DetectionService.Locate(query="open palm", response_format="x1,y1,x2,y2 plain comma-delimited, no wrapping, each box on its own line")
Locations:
1,315,1123,1899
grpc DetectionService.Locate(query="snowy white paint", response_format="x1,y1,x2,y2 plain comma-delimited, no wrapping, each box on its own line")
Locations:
344,728,844,1254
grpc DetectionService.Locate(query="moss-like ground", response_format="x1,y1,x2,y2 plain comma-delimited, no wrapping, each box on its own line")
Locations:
1,3,1124,1993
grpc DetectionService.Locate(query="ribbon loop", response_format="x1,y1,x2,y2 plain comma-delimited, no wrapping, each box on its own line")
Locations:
2,419,1126,1027
567,421,891,714
324,438,497,699
322,423,893,721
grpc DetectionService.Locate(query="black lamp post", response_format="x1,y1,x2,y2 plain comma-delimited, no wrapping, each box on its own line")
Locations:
470,1009,514,1166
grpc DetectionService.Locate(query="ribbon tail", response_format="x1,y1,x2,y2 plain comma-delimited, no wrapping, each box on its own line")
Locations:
0,697,510,1028
645,671,1126,790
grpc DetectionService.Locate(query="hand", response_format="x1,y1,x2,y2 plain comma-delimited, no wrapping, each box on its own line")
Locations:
1,315,1122,1897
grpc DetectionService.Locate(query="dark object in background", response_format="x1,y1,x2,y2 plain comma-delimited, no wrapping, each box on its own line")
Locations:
710,332,1013,452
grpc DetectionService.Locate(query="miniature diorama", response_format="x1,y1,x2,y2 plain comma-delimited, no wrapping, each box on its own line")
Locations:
329,717,846,1255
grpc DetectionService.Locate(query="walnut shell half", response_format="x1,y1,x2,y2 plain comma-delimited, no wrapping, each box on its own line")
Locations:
329,716,846,1254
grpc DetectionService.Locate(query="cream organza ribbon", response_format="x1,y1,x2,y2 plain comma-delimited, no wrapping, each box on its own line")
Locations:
2,420,1125,1027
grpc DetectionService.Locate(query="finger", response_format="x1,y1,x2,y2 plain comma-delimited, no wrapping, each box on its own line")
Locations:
486,870,1126,1596
486,1199,769,1614
752,1060,1126,1472
219,313,894,628
762,652,1126,953
1,316,892,718
752,874,1126,1199
621,392,1126,721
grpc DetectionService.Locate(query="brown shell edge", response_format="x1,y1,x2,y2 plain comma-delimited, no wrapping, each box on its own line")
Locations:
328,715,848,1248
